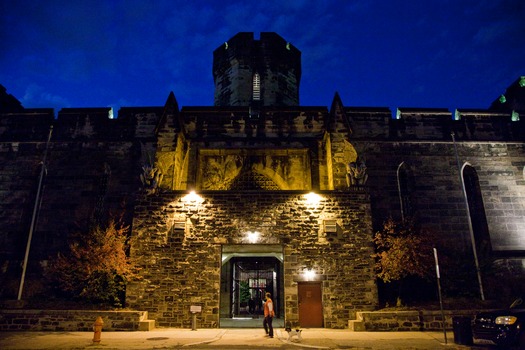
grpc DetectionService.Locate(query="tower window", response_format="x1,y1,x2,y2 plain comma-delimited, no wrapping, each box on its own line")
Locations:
253,73,261,101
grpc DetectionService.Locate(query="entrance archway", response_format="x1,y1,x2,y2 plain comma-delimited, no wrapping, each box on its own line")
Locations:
220,245,283,328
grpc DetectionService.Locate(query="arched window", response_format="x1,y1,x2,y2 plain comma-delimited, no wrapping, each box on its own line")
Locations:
397,162,413,220
463,164,491,257
252,73,261,101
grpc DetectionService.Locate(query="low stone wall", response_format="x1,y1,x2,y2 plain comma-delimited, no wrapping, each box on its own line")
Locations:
0,310,150,331
350,310,478,331
420,310,476,331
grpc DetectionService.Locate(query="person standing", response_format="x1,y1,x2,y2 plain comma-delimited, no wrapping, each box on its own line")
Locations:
263,292,275,338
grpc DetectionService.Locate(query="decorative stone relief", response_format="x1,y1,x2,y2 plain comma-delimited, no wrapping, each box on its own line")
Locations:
140,149,164,195
346,156,368,186
338,140,368,187
141,164,163,194
201,155,244,190
154,152,173,188
199,151,311,190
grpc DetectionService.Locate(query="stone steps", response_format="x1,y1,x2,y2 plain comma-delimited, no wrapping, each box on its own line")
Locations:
139,319,155,331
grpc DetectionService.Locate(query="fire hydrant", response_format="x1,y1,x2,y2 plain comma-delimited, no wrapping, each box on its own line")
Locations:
93,316,104,343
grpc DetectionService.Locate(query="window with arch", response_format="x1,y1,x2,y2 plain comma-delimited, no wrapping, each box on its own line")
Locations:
462,164,491,257
252,72,261,101
397,162,414,220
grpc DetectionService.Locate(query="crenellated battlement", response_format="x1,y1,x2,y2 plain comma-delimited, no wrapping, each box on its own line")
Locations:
1,102,523,143
0,106,165,142
345,106,523,141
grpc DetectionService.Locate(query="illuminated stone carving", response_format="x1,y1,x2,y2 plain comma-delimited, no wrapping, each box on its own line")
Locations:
141,164,163,194
202,155,244,190
346,157,368,186
198,151,311,190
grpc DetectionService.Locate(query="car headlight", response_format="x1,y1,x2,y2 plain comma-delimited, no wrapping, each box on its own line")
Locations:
495,316,518,325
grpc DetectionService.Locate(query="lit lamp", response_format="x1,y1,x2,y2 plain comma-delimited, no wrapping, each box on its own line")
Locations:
182,190,203,203
304,192,321,205
247,231,260,243
303,268,315,281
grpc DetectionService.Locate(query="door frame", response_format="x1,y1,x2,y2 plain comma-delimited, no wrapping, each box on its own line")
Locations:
220,244,283,326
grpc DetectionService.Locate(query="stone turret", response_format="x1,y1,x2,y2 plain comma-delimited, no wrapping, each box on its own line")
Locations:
213,32,301,107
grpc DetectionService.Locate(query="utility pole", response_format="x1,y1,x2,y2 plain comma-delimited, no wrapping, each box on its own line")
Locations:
18,125,53,300
451,132,485,300
433,248,447,344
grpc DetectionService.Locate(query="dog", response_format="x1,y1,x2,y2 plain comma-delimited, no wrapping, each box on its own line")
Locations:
285,321,302,342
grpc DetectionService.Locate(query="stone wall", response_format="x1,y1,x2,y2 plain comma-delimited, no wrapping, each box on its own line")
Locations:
2,82,525,318
0,107,161,298
127,190,377,329
352,139,525,254
0,310,149,331
350,310,477,332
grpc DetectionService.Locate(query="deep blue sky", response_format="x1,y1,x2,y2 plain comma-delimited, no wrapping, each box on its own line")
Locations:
1,0,524,115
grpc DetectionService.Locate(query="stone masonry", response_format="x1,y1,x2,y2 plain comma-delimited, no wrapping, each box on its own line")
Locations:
127,190,377,329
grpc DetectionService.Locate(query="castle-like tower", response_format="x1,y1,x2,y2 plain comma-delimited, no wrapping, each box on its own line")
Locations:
213,32,301,107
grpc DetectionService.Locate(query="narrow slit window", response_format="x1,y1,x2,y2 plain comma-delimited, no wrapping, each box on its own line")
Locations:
253,73,261,101
397,162,413,220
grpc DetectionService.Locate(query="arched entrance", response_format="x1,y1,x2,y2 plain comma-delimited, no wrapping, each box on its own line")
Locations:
220,245,284,328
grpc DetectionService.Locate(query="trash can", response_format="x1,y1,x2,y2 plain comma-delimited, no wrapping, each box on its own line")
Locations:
452,316,473,345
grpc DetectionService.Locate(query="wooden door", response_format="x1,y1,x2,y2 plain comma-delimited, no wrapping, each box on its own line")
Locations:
298,282,323,327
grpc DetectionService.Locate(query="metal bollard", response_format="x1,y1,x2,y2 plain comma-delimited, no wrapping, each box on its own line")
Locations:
93,316,104,343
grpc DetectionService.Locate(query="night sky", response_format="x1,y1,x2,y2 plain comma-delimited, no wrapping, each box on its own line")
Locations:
1,0,524,115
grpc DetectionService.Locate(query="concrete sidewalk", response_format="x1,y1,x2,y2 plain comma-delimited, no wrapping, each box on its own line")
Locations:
0,328,487,349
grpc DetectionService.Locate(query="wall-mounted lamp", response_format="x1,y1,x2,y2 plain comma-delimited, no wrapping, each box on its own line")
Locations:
246,231,260,243
182,191,204,204
304,192,321,205
303,268,316,281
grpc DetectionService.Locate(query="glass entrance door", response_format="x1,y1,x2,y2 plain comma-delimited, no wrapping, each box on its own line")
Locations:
220,245,283,328
231,257,279,318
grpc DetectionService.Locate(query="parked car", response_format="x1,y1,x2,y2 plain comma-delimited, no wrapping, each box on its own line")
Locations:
472,297,525,349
